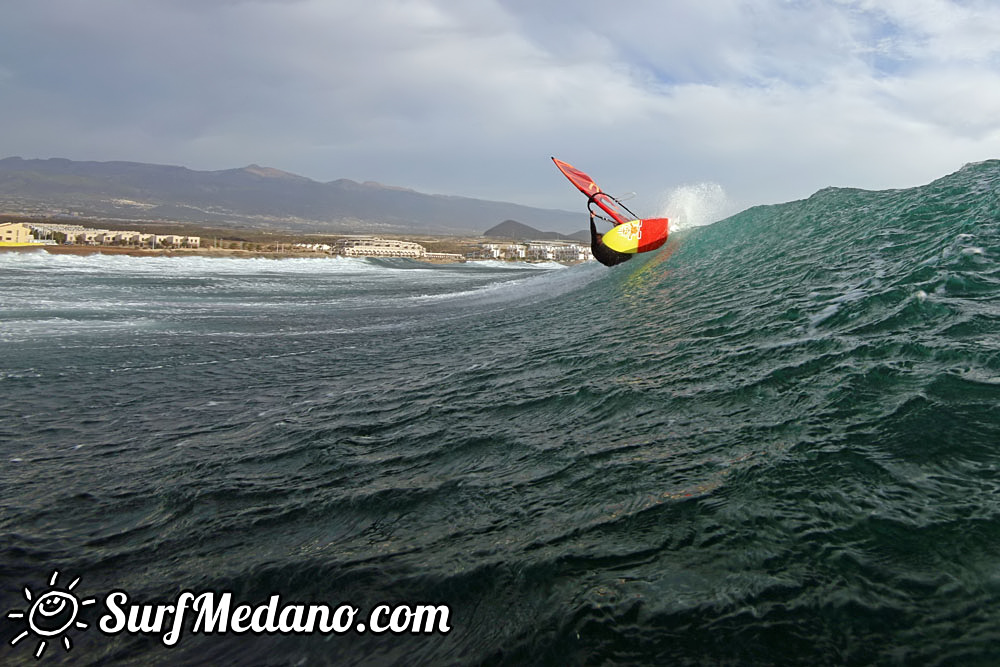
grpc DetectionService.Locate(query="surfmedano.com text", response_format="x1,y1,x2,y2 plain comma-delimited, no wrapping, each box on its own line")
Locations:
99,590,452,646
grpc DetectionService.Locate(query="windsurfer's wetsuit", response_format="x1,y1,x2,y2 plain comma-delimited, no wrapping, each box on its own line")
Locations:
590,214,633,267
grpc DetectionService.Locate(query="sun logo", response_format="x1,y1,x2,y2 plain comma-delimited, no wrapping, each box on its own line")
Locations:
621,220,642,241
6,571,96,659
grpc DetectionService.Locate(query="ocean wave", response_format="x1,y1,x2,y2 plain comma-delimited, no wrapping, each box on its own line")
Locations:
2,160,1000,665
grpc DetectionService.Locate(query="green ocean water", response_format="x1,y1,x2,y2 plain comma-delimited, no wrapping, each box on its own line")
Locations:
1,160,999,665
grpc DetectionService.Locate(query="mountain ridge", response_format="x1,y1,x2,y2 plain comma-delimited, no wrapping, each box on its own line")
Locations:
0,156,583,235
484,219,590,242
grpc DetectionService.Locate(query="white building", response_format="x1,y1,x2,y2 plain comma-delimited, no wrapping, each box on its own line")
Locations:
474,240,592,262
477,243,527,260
28,223,86,243
524,243,555,261
335,237,426,258
151,235,199,248
293,243,332,252
552,244,592,262
79,230,107,244
113,231,142,245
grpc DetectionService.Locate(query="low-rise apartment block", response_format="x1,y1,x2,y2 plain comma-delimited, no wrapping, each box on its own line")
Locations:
335,237,426,258
27,223,200,248
473,240,593,263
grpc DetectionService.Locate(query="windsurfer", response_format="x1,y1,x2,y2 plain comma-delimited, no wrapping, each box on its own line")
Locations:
552,157,668,264
589,212,633,267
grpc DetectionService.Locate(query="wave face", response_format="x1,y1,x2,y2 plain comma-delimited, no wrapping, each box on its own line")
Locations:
1,160,999,665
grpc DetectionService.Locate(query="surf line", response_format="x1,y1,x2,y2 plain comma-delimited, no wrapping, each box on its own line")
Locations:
98,590,452,646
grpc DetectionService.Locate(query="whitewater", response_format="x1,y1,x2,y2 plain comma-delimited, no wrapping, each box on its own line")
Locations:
1,159,999,665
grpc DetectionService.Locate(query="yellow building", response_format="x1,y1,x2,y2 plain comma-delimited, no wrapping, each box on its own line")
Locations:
0,222,37,246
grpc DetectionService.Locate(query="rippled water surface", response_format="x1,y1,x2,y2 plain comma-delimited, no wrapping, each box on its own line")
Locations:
2,161,1000,665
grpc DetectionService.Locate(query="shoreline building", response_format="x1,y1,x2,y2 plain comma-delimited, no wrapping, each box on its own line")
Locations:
335,237,426,259
478,243,526,261
0,222,37,246
473,240,593,262
27,223,200,248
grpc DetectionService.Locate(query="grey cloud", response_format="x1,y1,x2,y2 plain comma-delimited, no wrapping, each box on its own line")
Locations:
1,0,998,217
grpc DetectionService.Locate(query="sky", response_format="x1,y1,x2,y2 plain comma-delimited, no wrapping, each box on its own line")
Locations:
2,0,1000,224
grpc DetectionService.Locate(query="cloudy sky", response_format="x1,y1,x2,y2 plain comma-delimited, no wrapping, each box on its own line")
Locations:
2,0,1000,221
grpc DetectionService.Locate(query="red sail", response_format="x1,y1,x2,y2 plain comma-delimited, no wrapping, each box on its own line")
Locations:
551,157,631,225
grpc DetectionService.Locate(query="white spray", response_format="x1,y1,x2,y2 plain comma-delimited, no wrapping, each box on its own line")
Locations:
654,182,738,232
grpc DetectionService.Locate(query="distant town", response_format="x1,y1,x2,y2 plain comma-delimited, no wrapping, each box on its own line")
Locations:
0,221,594,263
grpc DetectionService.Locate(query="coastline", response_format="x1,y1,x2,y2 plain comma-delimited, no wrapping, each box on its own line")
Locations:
0,244,583,264
0,244,465,262
3,219,592,264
